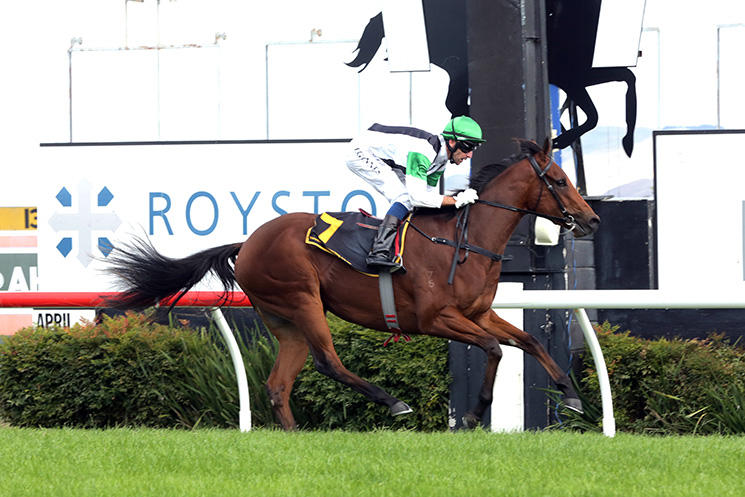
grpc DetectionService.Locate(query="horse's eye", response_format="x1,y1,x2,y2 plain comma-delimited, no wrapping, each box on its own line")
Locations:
555,179,567,187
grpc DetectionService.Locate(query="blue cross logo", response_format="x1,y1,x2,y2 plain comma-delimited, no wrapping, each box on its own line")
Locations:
48,179,122,267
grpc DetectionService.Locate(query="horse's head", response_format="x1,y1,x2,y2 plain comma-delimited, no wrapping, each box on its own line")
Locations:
471,138,600,237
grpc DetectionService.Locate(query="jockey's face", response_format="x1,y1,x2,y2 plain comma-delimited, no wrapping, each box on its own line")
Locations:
447,139,474,165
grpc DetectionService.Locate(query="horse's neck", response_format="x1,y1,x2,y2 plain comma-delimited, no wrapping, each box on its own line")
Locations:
469,202,524,254
470,165,535,252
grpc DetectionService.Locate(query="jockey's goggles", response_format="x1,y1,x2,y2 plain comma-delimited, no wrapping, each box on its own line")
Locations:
456,140,481,153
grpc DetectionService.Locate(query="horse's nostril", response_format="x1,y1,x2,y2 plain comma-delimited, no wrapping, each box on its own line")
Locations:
590,216,601,228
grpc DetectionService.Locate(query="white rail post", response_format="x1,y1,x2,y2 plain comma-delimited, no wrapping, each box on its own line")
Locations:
210,307,251,432
573,308,615,437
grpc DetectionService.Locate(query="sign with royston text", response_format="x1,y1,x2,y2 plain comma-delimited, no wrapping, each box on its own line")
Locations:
33,141,388,292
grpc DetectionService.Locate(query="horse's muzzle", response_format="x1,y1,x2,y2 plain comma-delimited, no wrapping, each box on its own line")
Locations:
572,214,600,238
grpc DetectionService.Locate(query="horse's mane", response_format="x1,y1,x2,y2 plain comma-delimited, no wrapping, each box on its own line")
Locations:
413,138,541,218
469,138,541,194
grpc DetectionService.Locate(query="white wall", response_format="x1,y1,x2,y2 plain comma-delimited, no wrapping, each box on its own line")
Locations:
0,0,450,148
654,131,745,291
4,0,744,198
559,0,745,198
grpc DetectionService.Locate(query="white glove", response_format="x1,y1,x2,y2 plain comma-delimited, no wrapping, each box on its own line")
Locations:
453,188,479,209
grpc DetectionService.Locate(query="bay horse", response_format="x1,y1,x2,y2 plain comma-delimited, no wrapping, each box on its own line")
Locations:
104,138,600,430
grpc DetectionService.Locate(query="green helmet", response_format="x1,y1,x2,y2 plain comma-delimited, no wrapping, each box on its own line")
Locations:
442,116,486,143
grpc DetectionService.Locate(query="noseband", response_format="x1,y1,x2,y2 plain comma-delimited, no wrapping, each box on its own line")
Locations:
475,154,576,231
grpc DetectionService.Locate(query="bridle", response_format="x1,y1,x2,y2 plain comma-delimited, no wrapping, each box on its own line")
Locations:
474,154,576,231
408,152,578,284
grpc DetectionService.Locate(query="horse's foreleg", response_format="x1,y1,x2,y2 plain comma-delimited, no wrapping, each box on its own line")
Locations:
583,67,638,157
426,307,504,428
442,64,470,118
477,312,582,413
620,68,637,157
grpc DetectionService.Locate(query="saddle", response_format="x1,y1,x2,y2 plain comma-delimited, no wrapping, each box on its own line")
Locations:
306,210,411,343
305,211,409,276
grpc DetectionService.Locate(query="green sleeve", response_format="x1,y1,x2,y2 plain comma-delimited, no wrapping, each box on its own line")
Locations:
406,152,441,186
427,170,444,187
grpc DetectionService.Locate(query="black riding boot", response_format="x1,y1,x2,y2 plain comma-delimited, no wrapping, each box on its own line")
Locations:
366,214,404,272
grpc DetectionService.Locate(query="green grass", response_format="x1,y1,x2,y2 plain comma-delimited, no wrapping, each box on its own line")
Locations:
0,427,743,497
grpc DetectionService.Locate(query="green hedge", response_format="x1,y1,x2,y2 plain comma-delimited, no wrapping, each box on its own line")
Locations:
559,322,745,435
10,312,744,435
0,313,203,428
0,313,450,430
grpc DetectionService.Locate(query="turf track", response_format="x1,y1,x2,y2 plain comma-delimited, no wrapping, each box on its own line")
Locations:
1,428,743,496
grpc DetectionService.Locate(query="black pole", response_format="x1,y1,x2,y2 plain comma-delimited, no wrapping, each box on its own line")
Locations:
466,0,550,173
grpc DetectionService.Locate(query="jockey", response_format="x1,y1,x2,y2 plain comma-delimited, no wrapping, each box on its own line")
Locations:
346,116,485,272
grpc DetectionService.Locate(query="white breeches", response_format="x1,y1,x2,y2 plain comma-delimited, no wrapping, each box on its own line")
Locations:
345,146,413,210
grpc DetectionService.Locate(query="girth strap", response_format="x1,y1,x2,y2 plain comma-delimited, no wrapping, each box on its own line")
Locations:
378,270,410,346
378,270,401,332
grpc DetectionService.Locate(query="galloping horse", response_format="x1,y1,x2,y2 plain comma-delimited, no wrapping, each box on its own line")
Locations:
104,138,600,430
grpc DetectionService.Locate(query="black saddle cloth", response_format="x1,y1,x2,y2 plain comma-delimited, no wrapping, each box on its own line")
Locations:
306,211,403,275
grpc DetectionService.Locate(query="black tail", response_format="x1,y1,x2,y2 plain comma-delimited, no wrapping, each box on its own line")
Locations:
346,12,384,72
103,236,243,315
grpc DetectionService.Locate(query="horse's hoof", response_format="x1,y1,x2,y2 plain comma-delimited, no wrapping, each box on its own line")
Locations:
564,398,584,414
462,412,480,429
390,401,413,417
622,134,634,157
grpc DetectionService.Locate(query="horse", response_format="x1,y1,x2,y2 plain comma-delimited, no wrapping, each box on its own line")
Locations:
103,138,600,430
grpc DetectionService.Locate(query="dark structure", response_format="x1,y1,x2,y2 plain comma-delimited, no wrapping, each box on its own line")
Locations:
546,0,638,157
348,0,639,162
449,0,642,429
446,0,559,431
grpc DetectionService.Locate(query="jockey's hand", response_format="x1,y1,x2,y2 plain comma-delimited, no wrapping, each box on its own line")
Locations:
454,188,479,209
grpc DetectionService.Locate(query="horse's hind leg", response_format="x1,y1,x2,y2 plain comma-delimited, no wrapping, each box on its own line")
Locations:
260,306,411,429
477,312,583,413
620,68,637,157
258,309,310,430
301,307,412,418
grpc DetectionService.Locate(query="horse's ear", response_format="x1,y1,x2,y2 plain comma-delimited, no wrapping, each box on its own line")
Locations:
541,137,551,156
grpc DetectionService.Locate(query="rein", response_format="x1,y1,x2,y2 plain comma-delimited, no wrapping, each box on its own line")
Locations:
406,211,509,264
407,208,511,285
408,153,576,284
